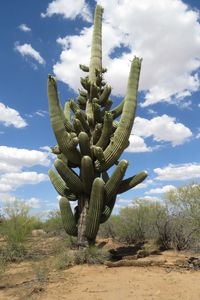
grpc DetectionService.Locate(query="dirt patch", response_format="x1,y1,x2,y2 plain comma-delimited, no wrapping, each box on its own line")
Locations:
1,237,200,300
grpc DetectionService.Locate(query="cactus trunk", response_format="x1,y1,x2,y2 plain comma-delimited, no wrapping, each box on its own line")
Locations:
47,4,147,246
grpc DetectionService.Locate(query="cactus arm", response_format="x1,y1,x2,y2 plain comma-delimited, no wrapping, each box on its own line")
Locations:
81,156,95,194
48,169,76,201
48,76,81,166
92,123,102,144
57,153,76,168
54,159,84,195
73,118,84,135
85,101,94,127
64,101,71,121
85,178,105,242
75,110,91,135
79,64,89,72
99,85,112,105
66,132,79,149
69,99,80,114
63,119,75,133
77,95,87,106
95,57,142,172
89,5,103,84
59,197,78,236
101,99,113,117
96,112,113,150
78,88,88,97
105,160,128,201
117,171,148,194
92,102,102,123
80,77,90,91
78,132,92,157
92,146,105,163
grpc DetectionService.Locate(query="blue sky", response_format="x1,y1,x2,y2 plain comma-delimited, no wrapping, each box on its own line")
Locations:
0,0,200,216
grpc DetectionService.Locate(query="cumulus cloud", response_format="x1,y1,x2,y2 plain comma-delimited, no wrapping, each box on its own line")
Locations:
126,135,152,152
0,146,50,174
154,163,200,181
133,115,192,146
41,0,91,22
54,0,200,106
0,172,48,193
146,185,176,194
0,102,27,128
26,197,41,209
18,24,31,32
15,43,45,65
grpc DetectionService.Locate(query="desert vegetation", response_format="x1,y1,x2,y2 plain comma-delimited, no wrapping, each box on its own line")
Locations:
0,183,200,299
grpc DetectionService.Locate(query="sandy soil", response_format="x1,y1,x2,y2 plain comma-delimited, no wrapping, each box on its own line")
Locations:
1,237,200,300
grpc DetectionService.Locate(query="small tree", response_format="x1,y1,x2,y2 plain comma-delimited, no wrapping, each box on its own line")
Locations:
165,183,200,250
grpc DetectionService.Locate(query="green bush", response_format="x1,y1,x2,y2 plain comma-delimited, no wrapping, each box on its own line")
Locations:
42,210,64,235
1,200,35,245
100,200,167,245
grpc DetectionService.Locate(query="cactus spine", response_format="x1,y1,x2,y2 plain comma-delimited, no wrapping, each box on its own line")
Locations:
47,4,147,246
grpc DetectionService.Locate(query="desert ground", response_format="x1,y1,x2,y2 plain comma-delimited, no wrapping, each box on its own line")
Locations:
1,236,200,300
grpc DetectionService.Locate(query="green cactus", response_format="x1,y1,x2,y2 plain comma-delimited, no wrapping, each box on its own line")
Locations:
47,4,147,246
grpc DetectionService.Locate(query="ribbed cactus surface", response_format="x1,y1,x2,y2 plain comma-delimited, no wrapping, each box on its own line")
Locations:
48,4,147,246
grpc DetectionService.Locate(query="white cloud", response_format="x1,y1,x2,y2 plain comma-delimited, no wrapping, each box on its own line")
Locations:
0,102,27,128
133,115,192,146
126,135,152,152
154,163,200,181
26,197,41,209
41,0,91,22
35,110,48,117
15,43,45,65
0,172,48,192
18,24,31,32
146,185,176,194
196,133,200,139
54,0,200,106
117,198,131,204
139,196,160,201
0,194,41,209
0,146,50,174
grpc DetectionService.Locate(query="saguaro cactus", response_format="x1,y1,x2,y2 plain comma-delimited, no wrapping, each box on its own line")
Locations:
47,4,148,246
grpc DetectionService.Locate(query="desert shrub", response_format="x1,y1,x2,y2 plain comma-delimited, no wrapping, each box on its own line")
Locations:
73,247,109,265
98,215,121,239
99,184,200,252
0,256,6,275
101,200,167,245
32,261,49,283
1,200,35,244
165,183,200,251
54,251,74,270
42,210,64,235
0,199,37,261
